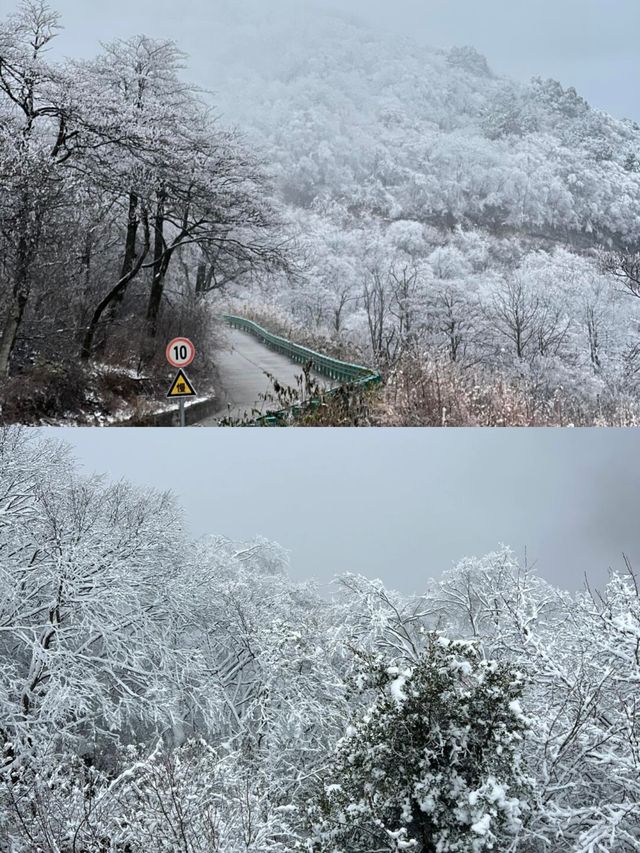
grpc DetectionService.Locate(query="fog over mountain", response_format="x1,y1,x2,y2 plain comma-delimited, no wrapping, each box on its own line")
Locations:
2,0,640,426
47,0,639,122
180,0,640,427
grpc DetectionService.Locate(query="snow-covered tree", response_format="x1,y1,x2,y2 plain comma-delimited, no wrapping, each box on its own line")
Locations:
1,430,639,851
307,635,533,853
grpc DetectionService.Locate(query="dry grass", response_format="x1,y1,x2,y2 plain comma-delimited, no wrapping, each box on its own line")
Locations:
374,357,640,427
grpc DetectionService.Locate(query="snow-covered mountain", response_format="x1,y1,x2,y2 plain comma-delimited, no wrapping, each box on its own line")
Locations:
193,3,640,421
202,1,640,248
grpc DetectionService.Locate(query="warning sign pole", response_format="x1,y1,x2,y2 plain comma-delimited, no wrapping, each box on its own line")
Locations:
166,343,197,427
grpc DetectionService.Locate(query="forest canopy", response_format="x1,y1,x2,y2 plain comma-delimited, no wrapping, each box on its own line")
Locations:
1,426,639,851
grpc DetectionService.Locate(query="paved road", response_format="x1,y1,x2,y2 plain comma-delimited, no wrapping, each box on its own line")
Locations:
201,327,327,424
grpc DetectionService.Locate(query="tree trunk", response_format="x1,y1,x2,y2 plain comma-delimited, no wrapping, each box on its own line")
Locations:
0,289,29,378
195,258,207,294
145,190,171,340
81,211,150,360
93,192,140,356
0,228,31,377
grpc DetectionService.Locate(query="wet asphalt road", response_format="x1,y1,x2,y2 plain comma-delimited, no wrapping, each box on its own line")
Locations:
200,327,326,424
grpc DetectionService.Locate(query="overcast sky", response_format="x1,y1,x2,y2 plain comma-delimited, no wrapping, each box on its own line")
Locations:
345,0,640,121
41,427,640,595
5,0,638,122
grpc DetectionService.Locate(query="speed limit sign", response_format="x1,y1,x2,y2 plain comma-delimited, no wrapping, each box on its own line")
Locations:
166,337,195,368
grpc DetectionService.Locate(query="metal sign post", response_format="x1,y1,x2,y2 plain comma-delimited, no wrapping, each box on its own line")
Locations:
166,339,197,427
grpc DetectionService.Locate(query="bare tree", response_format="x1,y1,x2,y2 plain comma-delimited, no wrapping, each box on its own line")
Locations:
601,251,640,300
487,275,569,361
0,2,66,375
362,267,399,368
331,281,358,335
388,263,424,349
362,263,427,368
431,284,479,364
487,276,540,359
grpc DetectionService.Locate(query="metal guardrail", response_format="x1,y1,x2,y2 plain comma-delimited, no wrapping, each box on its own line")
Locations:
221,314,381,424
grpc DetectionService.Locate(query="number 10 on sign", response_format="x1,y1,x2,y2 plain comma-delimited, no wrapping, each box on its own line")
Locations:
166,338,195,368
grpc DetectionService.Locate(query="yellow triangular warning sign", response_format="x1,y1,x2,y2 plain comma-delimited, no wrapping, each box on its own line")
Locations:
167,368,197,398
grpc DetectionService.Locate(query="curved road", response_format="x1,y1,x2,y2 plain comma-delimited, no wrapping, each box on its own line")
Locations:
201,327,327,424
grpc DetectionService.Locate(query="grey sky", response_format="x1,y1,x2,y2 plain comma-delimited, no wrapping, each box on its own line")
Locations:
5,0,638,121
40,427,640,595
342,0,640,120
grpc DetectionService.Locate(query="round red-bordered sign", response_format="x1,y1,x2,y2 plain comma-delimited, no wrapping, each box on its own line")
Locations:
166,337,196,368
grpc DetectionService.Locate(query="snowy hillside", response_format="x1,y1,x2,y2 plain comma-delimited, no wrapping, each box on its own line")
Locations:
205,2,640,246
198,4,640,422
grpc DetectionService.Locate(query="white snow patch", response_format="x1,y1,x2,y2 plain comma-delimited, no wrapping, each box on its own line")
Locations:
471,814,491,835
509,699,527,722
388,667,413,703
